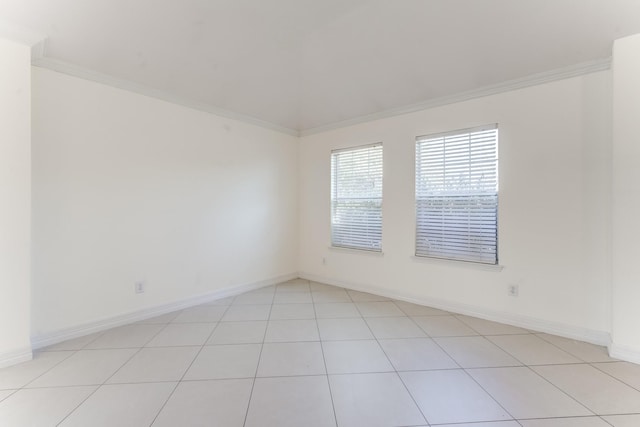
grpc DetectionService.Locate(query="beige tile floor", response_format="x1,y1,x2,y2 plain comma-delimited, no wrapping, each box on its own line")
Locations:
1,278,639,426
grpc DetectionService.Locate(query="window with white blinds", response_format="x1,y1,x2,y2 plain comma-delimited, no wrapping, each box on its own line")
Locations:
331,143,383,252
415,125,498,264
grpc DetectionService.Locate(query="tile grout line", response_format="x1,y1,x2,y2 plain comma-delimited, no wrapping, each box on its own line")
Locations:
16,328,112,392
534,333,612,364
398,300,521,425
589,361,640,394
15,350,77,391
467,363,598,421
409,303,631,423
147,296,237,427
351,297,429,426
4,280,634,426
482,334,582,367
55,318,179,426
241,283,278,427
0,389,18,404
311,280,340,427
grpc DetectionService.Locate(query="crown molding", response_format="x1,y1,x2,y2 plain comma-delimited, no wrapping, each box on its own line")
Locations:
31,53,611,139
0,19,47,61
300,57,612,137
31,56,300,137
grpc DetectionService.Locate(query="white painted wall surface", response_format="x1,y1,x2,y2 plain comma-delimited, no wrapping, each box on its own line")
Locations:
611,34,640,362
0,37,32,366
31,67,298,337
299,72,612,341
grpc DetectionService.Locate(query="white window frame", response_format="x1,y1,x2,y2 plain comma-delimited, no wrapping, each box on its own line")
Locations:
330,143,383,252
415,125,498,264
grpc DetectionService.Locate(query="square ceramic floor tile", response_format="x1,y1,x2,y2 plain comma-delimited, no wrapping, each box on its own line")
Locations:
264,319,319,342
0,386,97,427
378,338,458,371
206,321,267,345
355,301,405,317
312,291,351,303
107,347,200,383
413,316,478,337
135,311,181,324
468,366,592,419
365,317,426,339
323,340,393,374
183,344,261,380
456,315,529,335
395,301,449,316
0,386,96,427
519,417,611,426
594,361,640,389
269,303,315,320
245,376,336,427
488,334,581,365
146,323,216,347
152,379,253,427
533,364,640,414
435,336,522,368
42,332,104,351
439,422,520,427
276,282,311,293
27,349,137,387
244,285,276,295
401,370,512,424
317,318,373,341
314,303,361,319
273,292,313,304
232,292,274,305
84,324,165,349
0,390,14,402
221,305,271,321
603,414,640,427
257,342,325,377
347,291,389,302
0,351,73,389
310,282,342,292
171,305,228,322
329,373,425,427
536,334,615,362
59,382,175,427
283,278,309,284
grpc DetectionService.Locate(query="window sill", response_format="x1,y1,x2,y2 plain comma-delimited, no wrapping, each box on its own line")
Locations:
411,255,504,272
328,246,384,257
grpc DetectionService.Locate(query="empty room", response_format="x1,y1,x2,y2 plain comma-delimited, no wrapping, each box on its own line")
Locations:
2,0,640,426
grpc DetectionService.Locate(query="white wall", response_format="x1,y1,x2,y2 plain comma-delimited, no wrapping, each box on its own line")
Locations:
611,33,640,362
0,37,32,366
31,67,298,338
299,71,612,342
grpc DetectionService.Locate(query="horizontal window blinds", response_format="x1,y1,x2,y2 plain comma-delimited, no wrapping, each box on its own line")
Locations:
331,144,383,251
415,125,498,264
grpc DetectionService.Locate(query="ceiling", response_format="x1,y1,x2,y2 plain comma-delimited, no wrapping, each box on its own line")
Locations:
1,0,640,133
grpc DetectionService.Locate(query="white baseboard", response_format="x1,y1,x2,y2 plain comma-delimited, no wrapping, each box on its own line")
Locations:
0,347,33,369
609,343,640,365
31,272,297,350
299,271,611,347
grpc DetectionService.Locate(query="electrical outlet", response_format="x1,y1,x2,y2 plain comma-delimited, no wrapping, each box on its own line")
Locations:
134,281,145,294
507,284,519,297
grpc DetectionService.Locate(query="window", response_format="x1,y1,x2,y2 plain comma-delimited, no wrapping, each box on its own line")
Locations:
415,125,498,264
331,143,383,251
